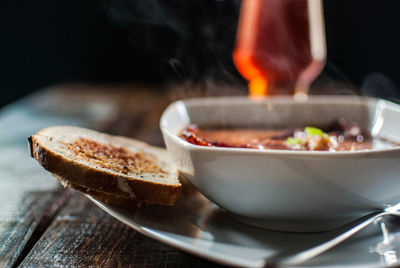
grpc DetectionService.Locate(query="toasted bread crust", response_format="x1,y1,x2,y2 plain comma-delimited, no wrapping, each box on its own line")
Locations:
53,174,140,207
29,127,181,206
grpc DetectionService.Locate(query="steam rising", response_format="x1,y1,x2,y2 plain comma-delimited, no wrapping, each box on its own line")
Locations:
362,73,400,103
310,61,358,96
100,0,400,102
101,0,242,86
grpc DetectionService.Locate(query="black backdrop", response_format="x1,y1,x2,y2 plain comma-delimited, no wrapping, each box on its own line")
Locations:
1,0,400,107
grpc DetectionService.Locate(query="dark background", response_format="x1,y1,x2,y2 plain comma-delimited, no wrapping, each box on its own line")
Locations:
1,0,400,108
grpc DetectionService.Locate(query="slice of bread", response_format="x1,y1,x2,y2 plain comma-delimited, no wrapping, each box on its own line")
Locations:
29,126,181,206
53,174,139,207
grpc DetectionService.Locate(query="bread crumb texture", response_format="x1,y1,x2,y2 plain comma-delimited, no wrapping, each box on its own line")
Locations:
62,138,167,177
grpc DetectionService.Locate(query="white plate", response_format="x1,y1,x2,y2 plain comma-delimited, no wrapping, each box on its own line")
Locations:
87,184,400,267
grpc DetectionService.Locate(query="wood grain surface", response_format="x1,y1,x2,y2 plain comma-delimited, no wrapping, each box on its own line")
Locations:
0,83,229,267
20,190,222,268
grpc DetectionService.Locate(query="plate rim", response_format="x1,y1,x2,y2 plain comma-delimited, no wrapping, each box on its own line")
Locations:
87,195,266,268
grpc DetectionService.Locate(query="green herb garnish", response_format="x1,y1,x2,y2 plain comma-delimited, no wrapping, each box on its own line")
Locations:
285,137,302,145
304,127,325,137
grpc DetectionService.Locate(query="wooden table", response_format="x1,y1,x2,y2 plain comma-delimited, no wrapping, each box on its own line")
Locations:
0,83,244,267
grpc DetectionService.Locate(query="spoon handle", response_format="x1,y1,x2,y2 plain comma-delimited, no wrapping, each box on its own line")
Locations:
263,211,390,267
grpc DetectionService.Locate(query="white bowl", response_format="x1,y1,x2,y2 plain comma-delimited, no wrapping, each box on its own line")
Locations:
160,96,400,232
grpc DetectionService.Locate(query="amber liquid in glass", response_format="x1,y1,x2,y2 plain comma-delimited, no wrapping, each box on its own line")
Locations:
234,0,325,96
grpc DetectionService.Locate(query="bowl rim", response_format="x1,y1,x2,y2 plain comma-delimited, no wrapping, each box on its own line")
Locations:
160,95,400,157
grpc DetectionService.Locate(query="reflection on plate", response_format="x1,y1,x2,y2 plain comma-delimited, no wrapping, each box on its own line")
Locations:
87,182,400,267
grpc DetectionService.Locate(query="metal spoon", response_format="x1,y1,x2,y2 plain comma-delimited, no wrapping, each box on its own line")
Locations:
263,205,400,267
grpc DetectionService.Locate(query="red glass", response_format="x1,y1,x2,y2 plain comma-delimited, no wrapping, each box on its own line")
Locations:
234,0,326,96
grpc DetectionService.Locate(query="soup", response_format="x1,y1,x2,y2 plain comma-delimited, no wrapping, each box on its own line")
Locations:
181,120,398,151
